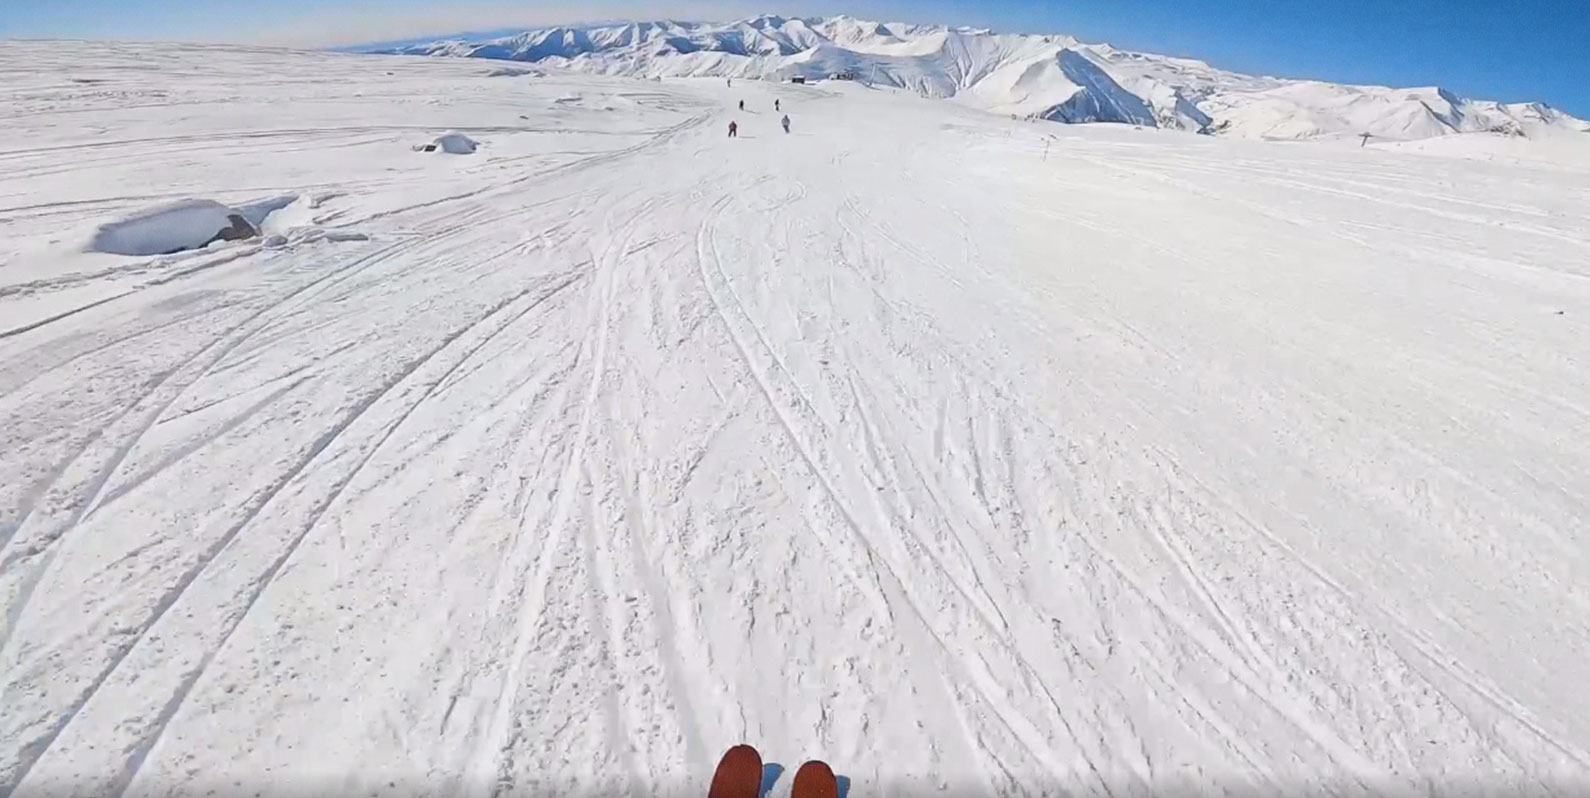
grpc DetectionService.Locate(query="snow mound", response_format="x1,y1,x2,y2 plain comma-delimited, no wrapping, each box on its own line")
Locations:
432,132,478,154
1377,128,1590,169
236,194,300,229
87,199,258,256
249,194,315,236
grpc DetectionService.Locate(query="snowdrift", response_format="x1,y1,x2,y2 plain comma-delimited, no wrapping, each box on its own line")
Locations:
374,14,1589,142
88,199,257,256
432,132,479,154
1377,126,1590,168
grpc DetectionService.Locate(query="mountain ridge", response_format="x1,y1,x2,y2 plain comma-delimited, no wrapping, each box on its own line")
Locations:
367,15,1590,142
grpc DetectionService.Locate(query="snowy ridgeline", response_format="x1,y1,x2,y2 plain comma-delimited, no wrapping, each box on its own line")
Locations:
4,40,1590,798
372,14,1590,142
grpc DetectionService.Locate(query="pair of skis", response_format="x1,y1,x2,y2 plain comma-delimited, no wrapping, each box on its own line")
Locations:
709,744,837,798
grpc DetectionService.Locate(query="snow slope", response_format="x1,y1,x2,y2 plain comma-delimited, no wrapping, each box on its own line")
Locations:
374,14,1590,141
5,41,1590,797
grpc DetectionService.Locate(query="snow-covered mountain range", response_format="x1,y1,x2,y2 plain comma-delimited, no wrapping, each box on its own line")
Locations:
371,14,1588,142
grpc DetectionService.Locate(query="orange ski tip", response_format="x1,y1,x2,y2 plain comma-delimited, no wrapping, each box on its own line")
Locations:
791,759,838,798
708,744,763,798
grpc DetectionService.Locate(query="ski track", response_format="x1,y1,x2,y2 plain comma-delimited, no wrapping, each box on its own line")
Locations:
2,40,1590,798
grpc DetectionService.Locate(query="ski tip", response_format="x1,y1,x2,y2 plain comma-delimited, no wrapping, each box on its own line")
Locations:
791,759,839,798
708,744,763,798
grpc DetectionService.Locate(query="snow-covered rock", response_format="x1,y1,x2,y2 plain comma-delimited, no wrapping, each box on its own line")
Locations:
484,66,540,78
235,194,300,229
87,199,258,256
431,132,478,154
372,15,1587,141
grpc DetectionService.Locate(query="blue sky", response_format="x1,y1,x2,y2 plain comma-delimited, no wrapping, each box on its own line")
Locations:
4,0,1587,115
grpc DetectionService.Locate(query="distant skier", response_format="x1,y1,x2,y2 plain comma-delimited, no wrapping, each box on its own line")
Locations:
775,99,781,112
728,120,738,138
727,77,732,88
781,115,791,134
738,99,745,111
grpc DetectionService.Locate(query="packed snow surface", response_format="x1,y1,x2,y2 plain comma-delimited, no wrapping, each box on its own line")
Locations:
375,14,1590,141
5,41,1590,798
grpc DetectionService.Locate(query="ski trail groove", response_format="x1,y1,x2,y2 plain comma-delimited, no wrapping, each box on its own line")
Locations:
1,239,414,669
13,275,562,797
1165,453,1590,770
697,189,1113,793
484,231,620,798
105,278,588,796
